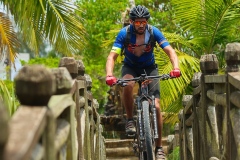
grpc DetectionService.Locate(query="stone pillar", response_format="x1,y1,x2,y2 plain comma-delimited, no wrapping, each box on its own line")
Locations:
225,42,240,72
200,54,219,74
225,42,240,160
51,67,72,95
182,95,193,160
191,72,202,160
59,57,78,79
200,54,219,159
173,123,179,148
14,65,56,106
85,74,92,91
0,100,9,160
76,60,85,76
13,65,56,160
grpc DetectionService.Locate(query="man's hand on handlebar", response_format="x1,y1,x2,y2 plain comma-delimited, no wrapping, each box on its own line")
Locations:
106,72,179,87
170,68,181,78
106,75,117,86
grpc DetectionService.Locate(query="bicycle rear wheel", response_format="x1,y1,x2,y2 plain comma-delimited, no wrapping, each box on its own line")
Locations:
142,100,154,160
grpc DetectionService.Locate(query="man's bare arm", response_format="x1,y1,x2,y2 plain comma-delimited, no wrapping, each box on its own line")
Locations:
106,52,119,76
162,45,179,69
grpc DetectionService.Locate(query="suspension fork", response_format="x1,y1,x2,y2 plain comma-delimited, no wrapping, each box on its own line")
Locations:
151,95,159,139
136,97,144,148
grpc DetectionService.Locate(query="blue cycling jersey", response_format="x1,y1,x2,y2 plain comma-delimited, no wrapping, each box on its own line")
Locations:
111,24,169,68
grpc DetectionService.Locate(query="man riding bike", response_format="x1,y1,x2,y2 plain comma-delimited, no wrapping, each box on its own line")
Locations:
105,5,181,159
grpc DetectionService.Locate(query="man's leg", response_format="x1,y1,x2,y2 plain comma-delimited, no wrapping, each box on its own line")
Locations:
122,74,135,119
121,64,137,134
122,74,136,134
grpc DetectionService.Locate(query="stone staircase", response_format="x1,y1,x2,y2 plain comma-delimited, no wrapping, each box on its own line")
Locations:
105,137,169,160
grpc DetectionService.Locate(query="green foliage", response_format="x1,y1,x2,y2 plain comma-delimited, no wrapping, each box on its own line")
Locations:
84,59,109,108
1,0,86,57
156,0,240,122
77,0,127,58
135,0,176,31
167,147,180,160
155,47,199,123
162,32,202,57
0,80,19,116
76,0,128,109
3,80,14,95
0,12,20,62
171,0,240,55
21,57,60,68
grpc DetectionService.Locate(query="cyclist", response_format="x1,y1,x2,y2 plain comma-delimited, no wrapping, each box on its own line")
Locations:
105,5,181,159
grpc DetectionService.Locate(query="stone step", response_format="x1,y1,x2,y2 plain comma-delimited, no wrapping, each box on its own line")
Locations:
107,156,138,160
105,137,169,159
105,137,169,148
105,139,133,148
106,146,135,157
162,137,169,146
106,145,169,156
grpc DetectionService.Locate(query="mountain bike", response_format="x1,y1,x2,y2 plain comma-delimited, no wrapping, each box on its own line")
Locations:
115,73,172,160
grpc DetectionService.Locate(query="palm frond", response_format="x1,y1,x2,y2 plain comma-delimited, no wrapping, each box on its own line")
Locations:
0,12,20,63
163,96,183,124
171,0,240,53
102,29,121,48
155,48,200,109
163,32,203,57
1,0,86,55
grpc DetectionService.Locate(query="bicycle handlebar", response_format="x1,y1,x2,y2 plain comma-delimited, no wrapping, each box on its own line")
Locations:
115,74,173,87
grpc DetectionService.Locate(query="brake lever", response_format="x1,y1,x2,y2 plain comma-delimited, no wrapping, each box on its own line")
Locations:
116,80,128,87
121,83,128,87
162,74,171,80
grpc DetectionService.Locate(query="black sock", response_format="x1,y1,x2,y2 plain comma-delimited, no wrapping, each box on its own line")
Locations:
127,118,133,121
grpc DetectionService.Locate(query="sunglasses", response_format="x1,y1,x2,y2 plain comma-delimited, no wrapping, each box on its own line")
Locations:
134,21,147,26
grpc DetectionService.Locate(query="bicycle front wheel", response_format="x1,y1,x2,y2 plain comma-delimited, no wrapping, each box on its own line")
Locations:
142,100,154,160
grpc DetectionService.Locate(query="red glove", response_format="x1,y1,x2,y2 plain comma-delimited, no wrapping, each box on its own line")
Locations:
106,76,117,86
170,68,181,77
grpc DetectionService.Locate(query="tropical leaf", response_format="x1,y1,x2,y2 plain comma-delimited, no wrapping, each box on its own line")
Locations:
1,0,86,56
162,32,203,57
171,0,240,54
0,80,13,116
0,12,20,63
155,47,200,112
102,29,122,48
163,96,183,124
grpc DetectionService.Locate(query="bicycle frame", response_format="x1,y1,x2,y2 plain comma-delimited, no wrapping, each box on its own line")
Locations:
136,80,159,147
116,73,171,159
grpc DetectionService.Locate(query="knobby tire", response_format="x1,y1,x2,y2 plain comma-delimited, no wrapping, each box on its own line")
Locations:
142,100,154,160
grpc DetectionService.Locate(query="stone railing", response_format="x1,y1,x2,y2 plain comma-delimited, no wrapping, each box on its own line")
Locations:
179,42,240,160
0,57,106,160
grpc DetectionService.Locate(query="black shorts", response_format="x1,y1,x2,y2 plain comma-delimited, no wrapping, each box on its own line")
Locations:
121,63,160,99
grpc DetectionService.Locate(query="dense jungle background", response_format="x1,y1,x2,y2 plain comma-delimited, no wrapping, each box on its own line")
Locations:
0,0,240,126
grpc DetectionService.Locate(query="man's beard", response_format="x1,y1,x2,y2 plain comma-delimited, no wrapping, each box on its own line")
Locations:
135,27,145,35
